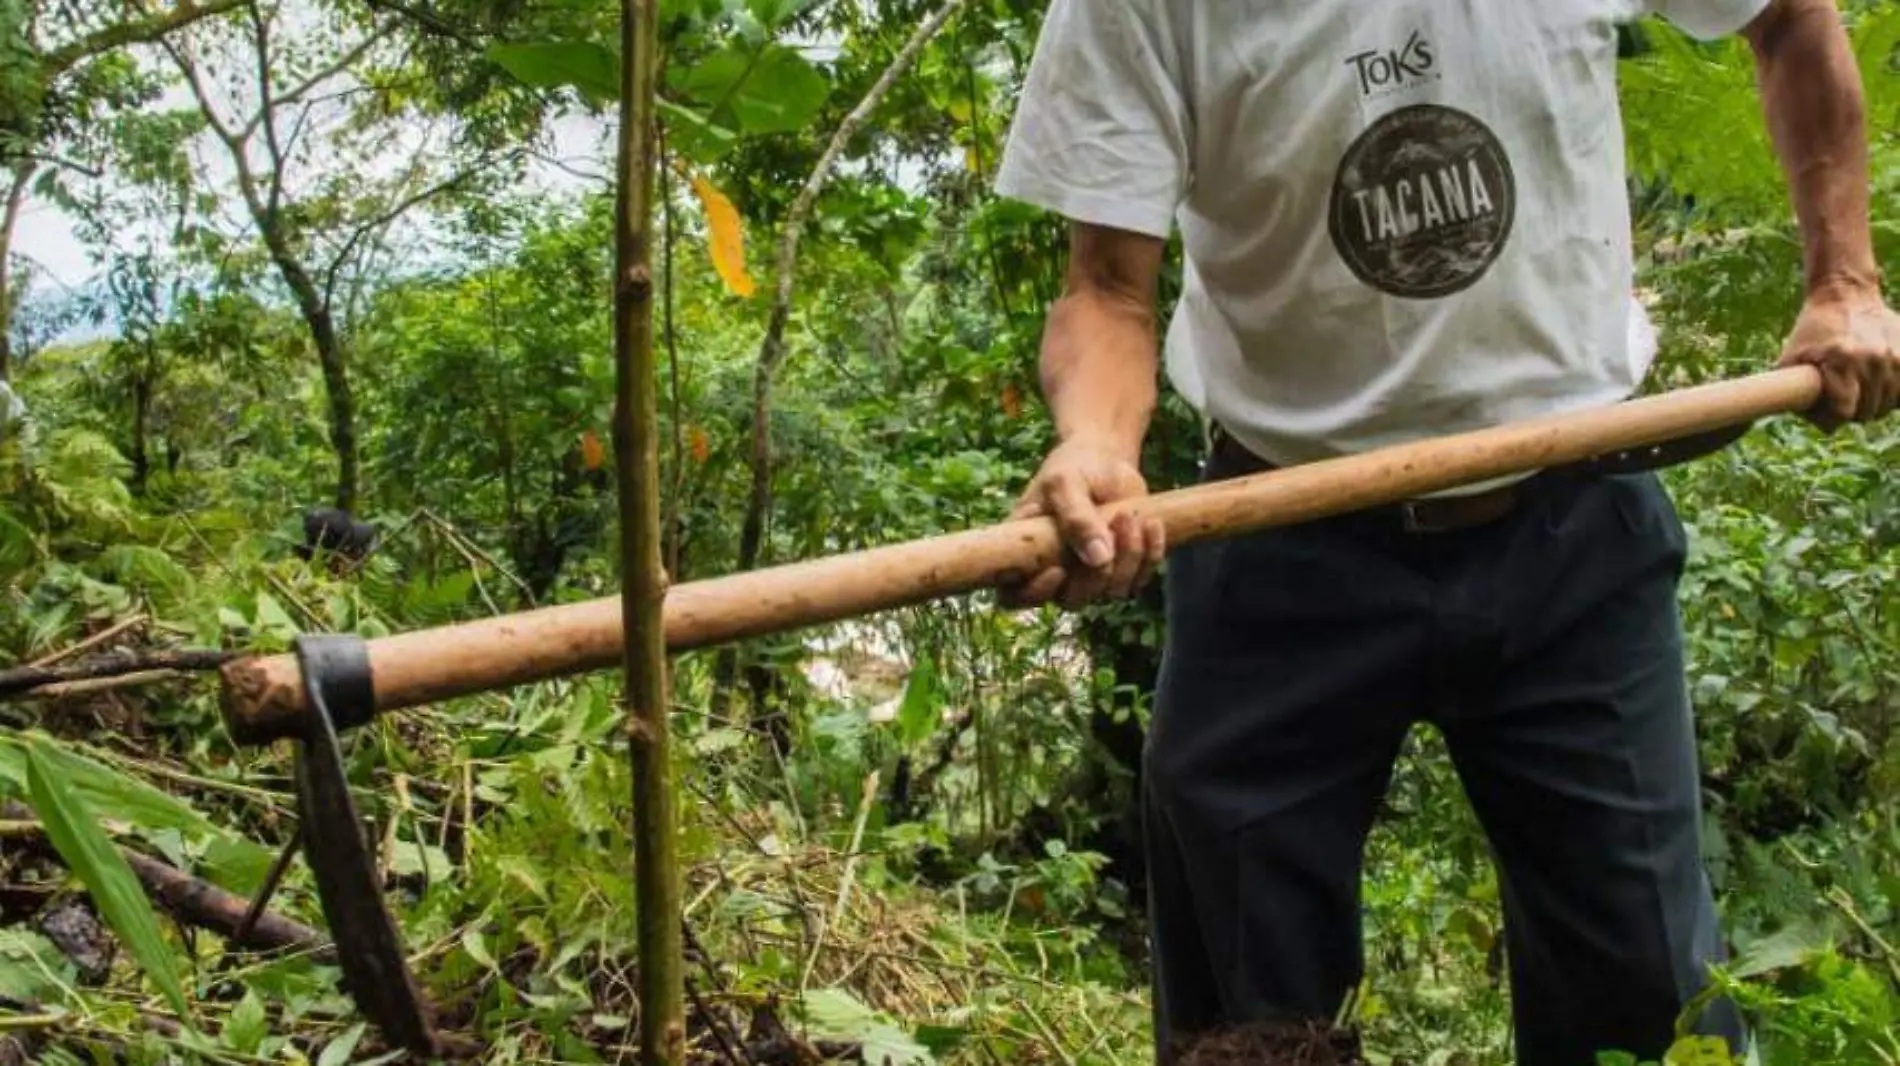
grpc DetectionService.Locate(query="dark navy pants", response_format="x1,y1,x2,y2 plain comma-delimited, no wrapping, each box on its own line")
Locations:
1145,445,1744,1065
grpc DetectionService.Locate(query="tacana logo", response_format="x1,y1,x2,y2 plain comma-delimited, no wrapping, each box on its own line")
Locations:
1327,104,1516,299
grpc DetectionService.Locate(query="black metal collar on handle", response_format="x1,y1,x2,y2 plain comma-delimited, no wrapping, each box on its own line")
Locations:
293,634,441,1057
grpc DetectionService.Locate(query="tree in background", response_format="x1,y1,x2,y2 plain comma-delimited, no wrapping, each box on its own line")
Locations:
0,0,250,383
160,0,523,512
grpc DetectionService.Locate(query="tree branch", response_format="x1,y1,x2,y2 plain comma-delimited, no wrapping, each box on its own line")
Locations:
358,0,473,45
239,27,392,142
163,37,245,152
41,0,248,79
14,152,101,178
164,36,274,256
247,1,287,222
318,158,503,304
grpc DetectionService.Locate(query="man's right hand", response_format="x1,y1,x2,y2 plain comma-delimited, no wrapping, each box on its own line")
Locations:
1001,436,1167,608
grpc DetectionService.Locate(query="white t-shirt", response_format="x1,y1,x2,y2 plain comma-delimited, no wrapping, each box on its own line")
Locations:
997,0,1767,468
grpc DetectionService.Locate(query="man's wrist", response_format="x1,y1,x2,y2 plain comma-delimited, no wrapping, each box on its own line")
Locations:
1057,426,1146,464
1807,268,1883,303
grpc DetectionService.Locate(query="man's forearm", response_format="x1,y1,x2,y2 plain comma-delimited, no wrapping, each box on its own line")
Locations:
1041,289,1159,461
1750,0,1880,297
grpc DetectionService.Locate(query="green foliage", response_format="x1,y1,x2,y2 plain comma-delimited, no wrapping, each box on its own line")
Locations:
672,41,831,135
6,2,1900,1063
798,987,936,1065
488,41,620,104
24,740,189,1021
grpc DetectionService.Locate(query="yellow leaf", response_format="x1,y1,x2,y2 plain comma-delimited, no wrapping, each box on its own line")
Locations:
688,173,756,298
965,145,982,174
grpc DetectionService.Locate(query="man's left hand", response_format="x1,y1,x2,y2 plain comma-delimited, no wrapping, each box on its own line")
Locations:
1777,284,1900,429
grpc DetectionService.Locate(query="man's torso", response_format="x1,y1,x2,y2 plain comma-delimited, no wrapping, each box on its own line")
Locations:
1150,2,1654,466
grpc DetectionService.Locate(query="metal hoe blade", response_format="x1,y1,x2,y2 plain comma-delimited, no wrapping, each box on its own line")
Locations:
293,634,440,1057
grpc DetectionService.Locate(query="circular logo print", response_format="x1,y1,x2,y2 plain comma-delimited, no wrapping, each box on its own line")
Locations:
1328,104,1516,299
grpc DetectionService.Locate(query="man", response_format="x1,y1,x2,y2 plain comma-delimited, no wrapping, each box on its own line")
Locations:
994,1,1900,1063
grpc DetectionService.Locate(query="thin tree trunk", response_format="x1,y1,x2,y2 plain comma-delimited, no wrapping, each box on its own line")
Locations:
306,309,356,513
733,0,970,577
613,0,681,1062
268,238,358,513
0,163,36,384
130,368,151,494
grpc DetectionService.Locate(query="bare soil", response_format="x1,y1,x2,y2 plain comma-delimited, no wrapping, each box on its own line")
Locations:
1174,1020,1367,1066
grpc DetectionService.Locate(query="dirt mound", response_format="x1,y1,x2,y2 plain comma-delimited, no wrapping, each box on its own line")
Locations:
1175,1020,1366,1066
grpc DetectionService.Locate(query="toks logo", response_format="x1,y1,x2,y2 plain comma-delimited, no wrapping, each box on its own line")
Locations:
1345,30,1435,96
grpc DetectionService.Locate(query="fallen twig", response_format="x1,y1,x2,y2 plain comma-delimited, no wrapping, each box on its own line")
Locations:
120,849,322,955
0,649,235,700
5,820,322,954
21,670,186,700
27,615,149,668
799,770,879,992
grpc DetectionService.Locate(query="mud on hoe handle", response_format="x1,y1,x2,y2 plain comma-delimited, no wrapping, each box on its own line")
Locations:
219,367,1823,747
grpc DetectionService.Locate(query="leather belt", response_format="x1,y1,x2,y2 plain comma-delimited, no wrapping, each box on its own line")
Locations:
1208,425,1555,535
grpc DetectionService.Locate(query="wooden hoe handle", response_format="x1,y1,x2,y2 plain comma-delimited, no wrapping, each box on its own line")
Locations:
220,367,1822,744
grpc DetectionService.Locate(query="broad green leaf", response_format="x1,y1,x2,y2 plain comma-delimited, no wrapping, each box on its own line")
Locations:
222,990,268,1053
3,737,213,839
497,853,550,901
95,544,191,599
26,741,190,1021
489,42,619,105
317,1022,368,1066
388,838,453,880
672,44,828,135
0,736,270,884
461,928,499,973
797,988,935,1066
254,590,300,637
798,987,880,1035
687,172,756,298
1729,921,1832,978
896,654,941,747
692,726,749,756
0,929,77,1005
657,99,738,163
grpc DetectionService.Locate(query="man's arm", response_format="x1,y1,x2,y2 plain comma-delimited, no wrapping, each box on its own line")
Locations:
1746,0,1900,425
1748,0,1877,298
1004,222,1169,608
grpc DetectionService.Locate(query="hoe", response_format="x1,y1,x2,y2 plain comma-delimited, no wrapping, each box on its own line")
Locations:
215,365,1823,1055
